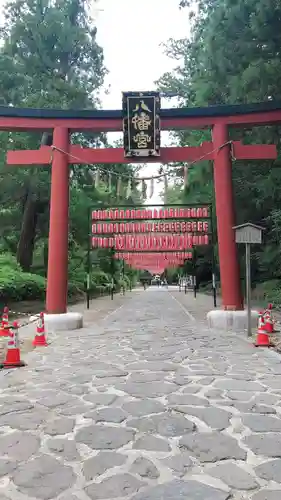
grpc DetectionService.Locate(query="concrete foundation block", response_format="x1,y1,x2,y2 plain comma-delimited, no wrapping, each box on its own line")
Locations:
44,312,83,332
207,309,259,331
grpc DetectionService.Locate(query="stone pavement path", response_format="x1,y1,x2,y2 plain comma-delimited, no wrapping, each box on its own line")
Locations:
1,288,281,500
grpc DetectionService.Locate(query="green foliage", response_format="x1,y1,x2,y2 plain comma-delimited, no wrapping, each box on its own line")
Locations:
91,270,111,287
157,0,281,289
0,253,21,271
0,253,87,303
253,280,281,308
0,0,141,304
0,256,46,302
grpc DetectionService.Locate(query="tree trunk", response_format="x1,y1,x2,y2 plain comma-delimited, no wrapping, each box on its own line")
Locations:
43,241,48,277
17,194,38,271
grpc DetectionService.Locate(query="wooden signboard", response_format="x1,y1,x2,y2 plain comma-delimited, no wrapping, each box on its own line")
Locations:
122,91,161,158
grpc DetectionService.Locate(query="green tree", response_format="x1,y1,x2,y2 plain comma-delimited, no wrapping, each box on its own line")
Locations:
157,0,281,287
0,0,143,304
0,0,107,271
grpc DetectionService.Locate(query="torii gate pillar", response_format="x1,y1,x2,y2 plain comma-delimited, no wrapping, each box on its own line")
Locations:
212,124,243,310
46,127,69,314
44,127,83,330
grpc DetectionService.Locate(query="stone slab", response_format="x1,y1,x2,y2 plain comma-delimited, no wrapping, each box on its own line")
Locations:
83,452,127,480
208,462,258,490
162,453,192,477
179,432,246,462
130,457,160,479
252,491,281,500
207,309,259,330
12,454,75,499
44,312,83,332
85,473,146,499
131,480,231,500
127,413,195,437
255,459,281,482
76,425,135,449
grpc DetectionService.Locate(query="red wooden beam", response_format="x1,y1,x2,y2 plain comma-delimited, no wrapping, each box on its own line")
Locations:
6,145,52,165
7,143,215,165
2,109,281,132
69,143,215,164
7,141,277,166
0,117,122,132
232,141,277,160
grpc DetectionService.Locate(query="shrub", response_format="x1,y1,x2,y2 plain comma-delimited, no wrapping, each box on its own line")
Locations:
0,268,46,302
0,252,21,270
0,252,84,303
0,252,133,303
253,279,281,307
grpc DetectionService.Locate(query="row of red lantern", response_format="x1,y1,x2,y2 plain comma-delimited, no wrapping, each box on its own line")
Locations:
115,252,193,259
92,207,209,220
127,259,186,265
131,261,178,267
131,260,181,265
124,253,191,269
133,265,177,271
92,221,209,234
92,235,208,250
123,256,190,263
130,263,183,270
147,270,165,274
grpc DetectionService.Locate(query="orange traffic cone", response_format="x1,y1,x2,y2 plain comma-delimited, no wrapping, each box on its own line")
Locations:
0,306,9,337
264,310,274,334
267,303,276,332
255,313,271,347
2,321,26,368
32,312,48,347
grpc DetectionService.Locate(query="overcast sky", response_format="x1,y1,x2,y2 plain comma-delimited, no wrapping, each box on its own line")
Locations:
95,0,191,203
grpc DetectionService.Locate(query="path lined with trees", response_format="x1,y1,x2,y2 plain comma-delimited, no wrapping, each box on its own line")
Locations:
157,0,281,304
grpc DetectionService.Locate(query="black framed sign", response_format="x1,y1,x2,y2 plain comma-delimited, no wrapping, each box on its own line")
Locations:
122,91,161,158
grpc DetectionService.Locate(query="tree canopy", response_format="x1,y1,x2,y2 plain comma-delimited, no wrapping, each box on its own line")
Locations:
156,0,281,298
0,0,141,306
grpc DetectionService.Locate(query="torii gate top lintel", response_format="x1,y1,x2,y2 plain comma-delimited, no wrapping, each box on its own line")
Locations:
1,100,281,131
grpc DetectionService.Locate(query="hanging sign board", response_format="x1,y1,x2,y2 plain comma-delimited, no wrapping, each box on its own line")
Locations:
234,223,263,244
122,91,161,158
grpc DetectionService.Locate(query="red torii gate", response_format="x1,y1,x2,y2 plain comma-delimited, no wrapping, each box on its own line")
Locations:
3,102,279,315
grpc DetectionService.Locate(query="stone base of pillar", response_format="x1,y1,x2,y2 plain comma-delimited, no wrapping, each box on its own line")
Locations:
207,309,259,331
44,312,83,332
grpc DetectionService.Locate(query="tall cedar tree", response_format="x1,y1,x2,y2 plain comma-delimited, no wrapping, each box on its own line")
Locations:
0,0,106,271
157,0,281,283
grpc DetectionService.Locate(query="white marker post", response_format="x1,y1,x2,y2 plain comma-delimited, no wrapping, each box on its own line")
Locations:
233,223,264,337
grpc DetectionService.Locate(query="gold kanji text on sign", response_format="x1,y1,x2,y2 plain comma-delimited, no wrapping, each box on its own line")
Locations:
131,112,152,131
133,132,152,149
